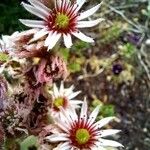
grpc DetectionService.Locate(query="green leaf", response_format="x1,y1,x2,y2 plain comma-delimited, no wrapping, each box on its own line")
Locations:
100,105,115,117
91,99,115,118
92,99,103,107
120,43,136,58
71,41,90,56
73,41,90,49
100,22,122,44
59,48,70,61
20,135,38,150
68,62,81,73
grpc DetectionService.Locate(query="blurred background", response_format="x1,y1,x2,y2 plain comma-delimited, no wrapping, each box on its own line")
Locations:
0,0,150,150
0,0,27,35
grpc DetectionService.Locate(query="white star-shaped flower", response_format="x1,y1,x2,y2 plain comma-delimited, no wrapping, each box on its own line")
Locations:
46,100,123,150
19,0,104,50
48,82,82,118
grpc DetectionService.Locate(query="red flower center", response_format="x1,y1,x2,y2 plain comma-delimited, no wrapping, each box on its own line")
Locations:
69,119,98,149
53,97,68,111
46,1,79,34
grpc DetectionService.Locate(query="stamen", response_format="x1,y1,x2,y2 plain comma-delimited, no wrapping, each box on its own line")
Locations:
46,0,79,34
75,128,90,145
53,97,64,109
55,13,70,29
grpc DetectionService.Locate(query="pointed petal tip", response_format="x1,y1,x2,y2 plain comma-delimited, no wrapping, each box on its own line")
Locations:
99,18,105,22
100,139,124,148
19,19,23,22
83,97,87,102
96,104,101,110
20,1,24,5
19,19,27,26
78,2,103,20
63,34,73,48
78,90,82,94
100,0,104,5
72,31,95,43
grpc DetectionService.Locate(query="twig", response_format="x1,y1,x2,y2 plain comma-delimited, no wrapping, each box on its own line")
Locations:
137,44,150,82
113,4,139,10
106,4,144,33
77,68,104,80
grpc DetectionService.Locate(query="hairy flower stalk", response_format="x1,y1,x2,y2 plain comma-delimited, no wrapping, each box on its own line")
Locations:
46,100,123,149
20,0,104,50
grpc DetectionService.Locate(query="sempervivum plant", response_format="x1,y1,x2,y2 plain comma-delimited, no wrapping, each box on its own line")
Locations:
0,0,124,149
46,100,123,150
19,0,104,49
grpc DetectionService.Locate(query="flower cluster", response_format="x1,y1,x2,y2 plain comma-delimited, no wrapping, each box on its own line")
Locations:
0,0,123,149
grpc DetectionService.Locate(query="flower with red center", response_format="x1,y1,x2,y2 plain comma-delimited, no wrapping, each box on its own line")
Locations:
48,82,82,118
19,0,104,50
46,100,123,149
